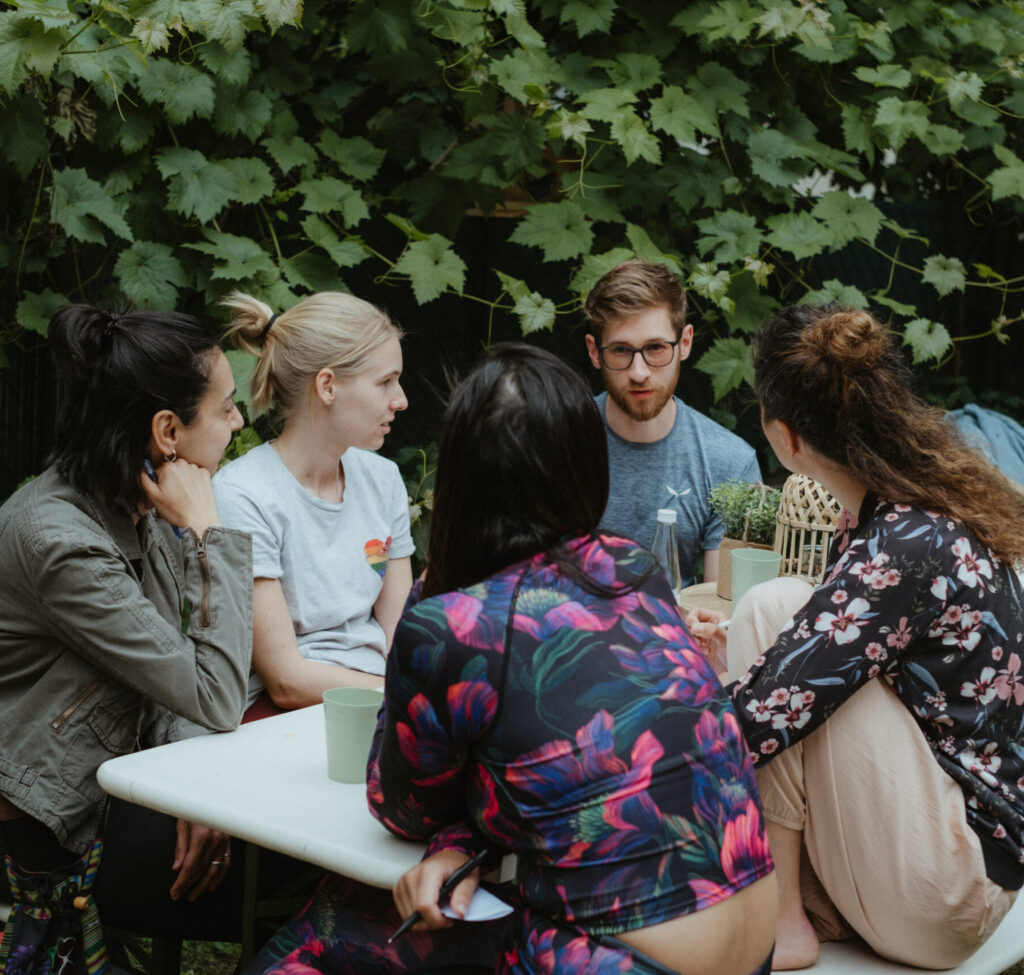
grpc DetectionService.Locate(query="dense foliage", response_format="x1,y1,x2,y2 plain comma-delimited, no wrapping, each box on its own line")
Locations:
1,0,1022,444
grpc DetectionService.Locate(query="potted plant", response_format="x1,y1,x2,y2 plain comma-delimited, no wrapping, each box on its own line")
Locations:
709,480,782,599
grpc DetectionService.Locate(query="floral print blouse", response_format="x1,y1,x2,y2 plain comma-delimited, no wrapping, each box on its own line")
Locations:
729,494,1024,886
367,532,774,938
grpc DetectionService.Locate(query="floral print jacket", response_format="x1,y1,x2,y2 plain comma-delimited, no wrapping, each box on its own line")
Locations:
367,533,774,937
730,494,1024,885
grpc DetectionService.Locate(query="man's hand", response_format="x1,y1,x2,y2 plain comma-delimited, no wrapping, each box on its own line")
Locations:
170,818,231,902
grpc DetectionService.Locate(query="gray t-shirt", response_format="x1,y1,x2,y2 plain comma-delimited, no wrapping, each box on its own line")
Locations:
597,393,761,587
213,442,414,705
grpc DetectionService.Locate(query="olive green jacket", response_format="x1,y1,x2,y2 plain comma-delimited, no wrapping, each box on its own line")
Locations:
0,467,252,853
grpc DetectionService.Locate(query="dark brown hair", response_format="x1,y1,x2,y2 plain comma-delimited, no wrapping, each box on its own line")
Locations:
754,304,1024,564
583,260,687,343
422,344,610,598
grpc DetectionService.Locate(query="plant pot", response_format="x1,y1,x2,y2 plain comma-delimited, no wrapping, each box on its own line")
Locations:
717,537,775,600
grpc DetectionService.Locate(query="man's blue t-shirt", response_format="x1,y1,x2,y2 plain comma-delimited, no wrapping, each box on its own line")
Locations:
597,393,762,587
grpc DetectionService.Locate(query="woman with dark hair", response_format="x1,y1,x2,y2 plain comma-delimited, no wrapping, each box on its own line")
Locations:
0,304,253,960
246,344,777,975
689,305,1024,969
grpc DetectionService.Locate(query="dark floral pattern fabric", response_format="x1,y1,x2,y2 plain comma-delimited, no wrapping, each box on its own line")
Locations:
366,532,773,972
729,495,1024,877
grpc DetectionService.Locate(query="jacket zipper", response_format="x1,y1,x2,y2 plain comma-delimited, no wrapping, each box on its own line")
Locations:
196,530,212,627
50,679,102,732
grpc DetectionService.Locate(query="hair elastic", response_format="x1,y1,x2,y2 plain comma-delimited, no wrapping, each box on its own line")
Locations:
258,313,278,344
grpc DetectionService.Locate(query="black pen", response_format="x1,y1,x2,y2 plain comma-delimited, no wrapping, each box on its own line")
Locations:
388,848,490,943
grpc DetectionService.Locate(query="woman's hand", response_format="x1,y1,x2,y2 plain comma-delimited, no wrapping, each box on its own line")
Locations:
685,607,729,677
169,819,232,902
393,849,482,931
141,459,221,537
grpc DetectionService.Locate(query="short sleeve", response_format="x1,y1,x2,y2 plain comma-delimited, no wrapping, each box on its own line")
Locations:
214,477,283,580
386,464,415,560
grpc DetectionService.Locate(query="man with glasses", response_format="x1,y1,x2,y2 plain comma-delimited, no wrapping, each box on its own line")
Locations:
584,260,761,587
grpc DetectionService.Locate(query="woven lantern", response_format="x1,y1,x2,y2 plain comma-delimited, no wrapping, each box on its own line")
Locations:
773,475,843,584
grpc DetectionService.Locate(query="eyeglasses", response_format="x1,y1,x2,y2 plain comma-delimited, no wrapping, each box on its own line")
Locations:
596,339,680,370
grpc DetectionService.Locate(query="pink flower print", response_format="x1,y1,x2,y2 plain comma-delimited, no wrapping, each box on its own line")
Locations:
745,698,774,723
882,569,901,587
865,642,887,661
884,616,913,650
993,653,1024,706
868,664,880,678
885,511,900,521
768,687,791,706
924,690,947,711
993,646,1004,661
1017,776,1024,792
789,689,816,710
939,609,983,653
794,620,812,639
814,597,870,645
931,576,948,601
895,504,911,512
960,667,998,705
831,590,848,605
994,824,1007,839
760,739,779,755
771,702,813,731
952,537,993,589
958,741,1002,788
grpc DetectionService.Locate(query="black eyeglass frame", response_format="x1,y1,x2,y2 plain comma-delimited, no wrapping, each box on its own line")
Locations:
596,338,681,370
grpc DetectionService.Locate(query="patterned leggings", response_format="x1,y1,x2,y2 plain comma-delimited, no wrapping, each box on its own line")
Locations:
242,875,773,975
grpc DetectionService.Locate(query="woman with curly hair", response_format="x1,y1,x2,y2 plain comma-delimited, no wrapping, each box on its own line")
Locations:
689,304,1024,969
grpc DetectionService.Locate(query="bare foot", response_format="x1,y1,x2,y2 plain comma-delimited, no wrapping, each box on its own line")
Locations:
771,905,820,970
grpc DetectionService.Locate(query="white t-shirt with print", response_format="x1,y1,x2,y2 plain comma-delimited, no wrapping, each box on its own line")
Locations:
213,442,414,706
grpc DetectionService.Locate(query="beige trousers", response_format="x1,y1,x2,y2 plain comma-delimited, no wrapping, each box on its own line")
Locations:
727,577,1017,969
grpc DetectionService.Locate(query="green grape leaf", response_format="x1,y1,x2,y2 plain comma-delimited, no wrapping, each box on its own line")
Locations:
255,0,304,30
989,145,1024,201
222,157,275,204
394,235,467,304
0,92,47,177
504,10,546,49
803,279,868,308
495,270,532,302
691,62,749,118
261,134,319,175
625,225,684,277
198,41,253,86
51,167,133,244
766,212,832,260
194,0,261,51
649,86,718,141
610,108,661,165
155,148,236,223
854,64,912,88
225,349,259,417
17,288,68,336
841,102,874,159
689,262,731,305
725,271,777,335
214,87,273,139
301,215,370,268
698,0,758,43
873,97,929,150
695,337,754,399
318,131,386,181
921,124,965,157
296,177,369,226
185,231,275,281
385,213,432,242
610,53,662,92
810,192,884,248
559,0,616,36
134,60,216,124
114,241,188,308
872,294,918,317
903,318,952,364
490,49,557,101
578,87,638,120
922,255,966,296
696,209,761,264
513,291,556,334
509,200,593,262
0,17,63,89
569,248,637,296
747,128,809,187
946,71,984,107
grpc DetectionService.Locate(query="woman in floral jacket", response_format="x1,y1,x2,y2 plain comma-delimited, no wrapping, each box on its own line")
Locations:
246,345,777,975
689,305,1024,970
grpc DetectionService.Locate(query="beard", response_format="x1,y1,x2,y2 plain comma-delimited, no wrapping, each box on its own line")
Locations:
605,381,675,422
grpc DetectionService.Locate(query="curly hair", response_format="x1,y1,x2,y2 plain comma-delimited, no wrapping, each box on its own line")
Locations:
754,304,1024,565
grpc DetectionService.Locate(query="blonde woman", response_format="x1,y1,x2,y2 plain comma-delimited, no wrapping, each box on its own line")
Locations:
213,292,413,718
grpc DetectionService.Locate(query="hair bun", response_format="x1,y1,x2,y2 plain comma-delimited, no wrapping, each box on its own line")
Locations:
807,309,889,374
